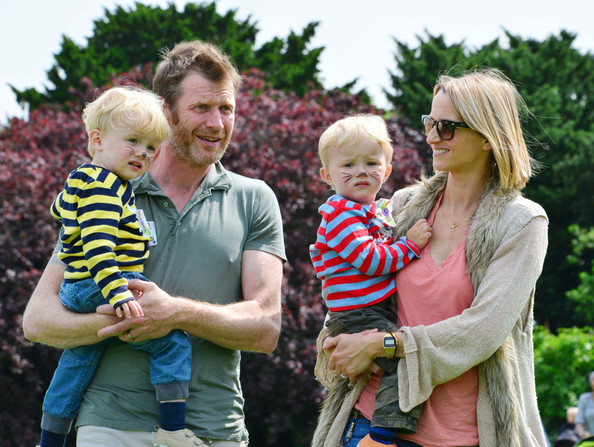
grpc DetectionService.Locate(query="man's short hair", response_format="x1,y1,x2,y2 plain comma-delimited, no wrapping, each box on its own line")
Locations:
153,40,243,110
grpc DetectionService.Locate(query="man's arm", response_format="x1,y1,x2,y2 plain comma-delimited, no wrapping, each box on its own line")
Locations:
22,255,124,349
102,249,283,353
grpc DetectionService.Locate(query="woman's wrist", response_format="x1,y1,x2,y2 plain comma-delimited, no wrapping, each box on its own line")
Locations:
395,331,404,357
369,332,388,359
374,331,405,359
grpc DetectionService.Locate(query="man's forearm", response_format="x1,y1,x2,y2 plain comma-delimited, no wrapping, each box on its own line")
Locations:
173,250,282,352
22,256,119,349
173,297,281,353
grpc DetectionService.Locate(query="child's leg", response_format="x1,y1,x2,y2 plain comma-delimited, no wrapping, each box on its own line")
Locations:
40,340,109,446
370,366,421,443
133,331,207,446
158,400,187,431
131,330,192,428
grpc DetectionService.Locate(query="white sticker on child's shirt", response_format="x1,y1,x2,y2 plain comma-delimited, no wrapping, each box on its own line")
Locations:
136,208,157,246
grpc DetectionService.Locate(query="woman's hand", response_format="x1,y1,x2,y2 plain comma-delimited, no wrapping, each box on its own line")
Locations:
323,329,385,381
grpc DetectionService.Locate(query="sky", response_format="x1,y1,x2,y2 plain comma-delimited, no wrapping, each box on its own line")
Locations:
1,0,593,124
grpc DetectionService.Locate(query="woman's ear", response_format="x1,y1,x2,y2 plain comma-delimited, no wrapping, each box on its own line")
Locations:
483,139,492,151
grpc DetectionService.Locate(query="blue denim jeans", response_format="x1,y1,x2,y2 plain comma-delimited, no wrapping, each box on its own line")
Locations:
41,273,192,434
341,416,424,447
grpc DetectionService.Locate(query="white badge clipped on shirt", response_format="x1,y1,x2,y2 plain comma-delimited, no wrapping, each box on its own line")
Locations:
375,198,396,226
136,208,158,246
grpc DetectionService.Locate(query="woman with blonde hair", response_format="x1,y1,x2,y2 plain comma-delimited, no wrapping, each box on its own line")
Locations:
313,68,548,447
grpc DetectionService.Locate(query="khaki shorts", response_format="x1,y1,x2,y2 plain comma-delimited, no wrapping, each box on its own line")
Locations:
76,425,248,447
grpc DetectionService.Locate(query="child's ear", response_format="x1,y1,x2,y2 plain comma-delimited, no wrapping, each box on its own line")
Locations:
320,167,334,188
89,129,103,152
383,164,393,183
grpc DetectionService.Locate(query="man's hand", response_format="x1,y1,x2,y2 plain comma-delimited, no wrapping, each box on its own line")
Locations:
97,279,177,342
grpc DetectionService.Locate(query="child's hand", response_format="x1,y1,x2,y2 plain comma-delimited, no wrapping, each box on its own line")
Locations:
116,299,144,319
407,219,432,250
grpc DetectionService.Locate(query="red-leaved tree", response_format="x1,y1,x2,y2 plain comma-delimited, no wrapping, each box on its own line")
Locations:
0,68,426,446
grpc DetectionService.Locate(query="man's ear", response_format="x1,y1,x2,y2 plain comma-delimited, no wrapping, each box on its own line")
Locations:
163,101,172,122
89,129,102,152
320,167,334,188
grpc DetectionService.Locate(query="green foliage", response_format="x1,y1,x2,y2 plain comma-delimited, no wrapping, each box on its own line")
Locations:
386,30,594,328
533,325,594,436
254,22,323,96
566,225,594,322
11,1,324,110
386,32,470,122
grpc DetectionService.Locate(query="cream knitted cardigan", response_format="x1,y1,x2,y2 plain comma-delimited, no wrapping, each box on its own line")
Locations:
312,173,549,447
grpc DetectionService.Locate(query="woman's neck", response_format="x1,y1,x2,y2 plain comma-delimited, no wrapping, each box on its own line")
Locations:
441,172,488,213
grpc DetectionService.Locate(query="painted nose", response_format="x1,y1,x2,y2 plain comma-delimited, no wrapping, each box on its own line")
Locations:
141,152,147,159
356,170,368,177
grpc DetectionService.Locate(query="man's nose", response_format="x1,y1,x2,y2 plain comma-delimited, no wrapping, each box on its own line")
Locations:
205,108,224,129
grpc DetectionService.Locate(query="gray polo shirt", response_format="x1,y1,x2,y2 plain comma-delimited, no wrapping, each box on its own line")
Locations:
76,162,286,442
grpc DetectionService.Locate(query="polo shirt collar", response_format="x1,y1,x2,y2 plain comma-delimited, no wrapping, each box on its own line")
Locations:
133,161,232,196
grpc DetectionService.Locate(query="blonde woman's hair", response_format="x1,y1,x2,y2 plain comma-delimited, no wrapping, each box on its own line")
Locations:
318,114,393,169
82,86,170,156
435,68,535,191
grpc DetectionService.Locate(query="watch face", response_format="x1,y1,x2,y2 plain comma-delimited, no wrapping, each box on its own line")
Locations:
384,337,395,348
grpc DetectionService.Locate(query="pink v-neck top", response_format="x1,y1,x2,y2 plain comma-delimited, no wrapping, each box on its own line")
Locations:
357,194,479,447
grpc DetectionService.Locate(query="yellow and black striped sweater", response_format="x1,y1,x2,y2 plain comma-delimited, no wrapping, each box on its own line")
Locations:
51,164,149,309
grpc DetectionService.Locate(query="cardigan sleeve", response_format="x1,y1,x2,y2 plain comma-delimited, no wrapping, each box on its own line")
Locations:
396,215,548,411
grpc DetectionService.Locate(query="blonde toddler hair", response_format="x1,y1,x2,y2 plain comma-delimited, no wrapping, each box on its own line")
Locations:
82,86,170,156
318,114,393,169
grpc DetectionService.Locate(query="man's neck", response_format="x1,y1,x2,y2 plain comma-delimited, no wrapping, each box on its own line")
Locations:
149,144,213,213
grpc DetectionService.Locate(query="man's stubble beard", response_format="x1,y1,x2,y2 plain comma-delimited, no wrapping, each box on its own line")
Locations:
168,125,230,167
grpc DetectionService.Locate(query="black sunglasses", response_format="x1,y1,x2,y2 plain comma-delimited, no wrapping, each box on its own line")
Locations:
421,115,471,141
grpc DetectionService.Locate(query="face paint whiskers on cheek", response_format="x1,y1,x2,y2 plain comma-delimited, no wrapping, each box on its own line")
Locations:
341,172,353,183
368,169,382,181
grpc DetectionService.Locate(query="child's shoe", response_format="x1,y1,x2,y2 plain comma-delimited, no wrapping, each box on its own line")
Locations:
356,434,396,447
153,426,208,447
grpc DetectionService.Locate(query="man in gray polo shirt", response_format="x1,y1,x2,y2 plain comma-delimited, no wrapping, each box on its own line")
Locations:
23,41,286,447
